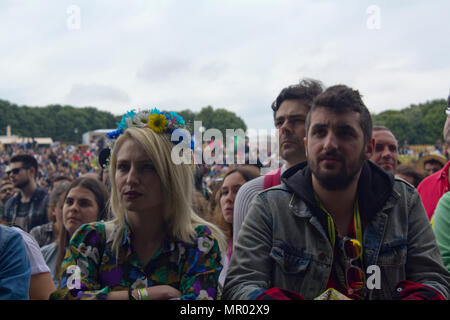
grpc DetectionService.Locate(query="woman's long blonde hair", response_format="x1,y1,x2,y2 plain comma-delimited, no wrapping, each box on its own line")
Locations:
108,127,226,258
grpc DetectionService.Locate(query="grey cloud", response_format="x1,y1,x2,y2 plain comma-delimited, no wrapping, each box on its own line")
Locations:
136,58,192,82
64,83,131,106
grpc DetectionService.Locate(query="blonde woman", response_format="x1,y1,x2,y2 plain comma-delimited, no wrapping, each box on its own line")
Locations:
50,109,226,300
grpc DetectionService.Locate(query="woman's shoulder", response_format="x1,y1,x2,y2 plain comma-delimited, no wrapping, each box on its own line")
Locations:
41,241,57,256
193,224,216,239
191,225,219,254
70,221,108,247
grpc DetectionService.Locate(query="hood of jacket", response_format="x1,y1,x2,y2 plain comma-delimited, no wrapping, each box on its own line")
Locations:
281,160,395,223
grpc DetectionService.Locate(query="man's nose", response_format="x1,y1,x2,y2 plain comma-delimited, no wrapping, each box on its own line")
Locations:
323,133,338,151
381,147,392,158
279,120,293,135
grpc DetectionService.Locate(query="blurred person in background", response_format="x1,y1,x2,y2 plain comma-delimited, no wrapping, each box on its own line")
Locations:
212,166,259,290
369,126,398,174
2,154,49,232
418,93,450,220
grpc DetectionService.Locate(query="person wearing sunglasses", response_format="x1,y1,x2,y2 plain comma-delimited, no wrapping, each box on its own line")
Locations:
1,154,49,233
224,85,450,300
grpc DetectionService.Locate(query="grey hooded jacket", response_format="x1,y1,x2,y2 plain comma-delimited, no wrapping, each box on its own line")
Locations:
223,161,450,300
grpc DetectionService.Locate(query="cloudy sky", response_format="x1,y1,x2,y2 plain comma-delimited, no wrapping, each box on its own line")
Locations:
0,0,449,131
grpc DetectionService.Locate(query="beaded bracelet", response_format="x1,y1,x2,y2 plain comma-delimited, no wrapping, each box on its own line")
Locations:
139,288,149,300
136,288,142,300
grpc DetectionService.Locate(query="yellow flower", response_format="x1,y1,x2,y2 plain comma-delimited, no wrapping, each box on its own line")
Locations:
147,113,168,133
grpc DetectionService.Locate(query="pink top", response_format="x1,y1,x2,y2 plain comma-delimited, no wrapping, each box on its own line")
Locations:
227,238,233,262
417,160,450,219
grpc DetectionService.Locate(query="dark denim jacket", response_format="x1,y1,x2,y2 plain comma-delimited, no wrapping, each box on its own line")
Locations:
1,186,49,232
224,163,450,300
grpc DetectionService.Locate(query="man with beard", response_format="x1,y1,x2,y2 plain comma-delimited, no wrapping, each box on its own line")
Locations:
1,155,49,232
233,79,324,243
223,85,450,300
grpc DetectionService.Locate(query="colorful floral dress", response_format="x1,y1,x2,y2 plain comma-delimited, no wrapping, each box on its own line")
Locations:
49,221,222,300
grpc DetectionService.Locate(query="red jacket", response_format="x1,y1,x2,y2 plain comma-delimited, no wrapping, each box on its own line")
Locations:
417,161,450,219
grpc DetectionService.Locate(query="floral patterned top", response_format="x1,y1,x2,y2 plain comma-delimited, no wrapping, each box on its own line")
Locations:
49,221,222,300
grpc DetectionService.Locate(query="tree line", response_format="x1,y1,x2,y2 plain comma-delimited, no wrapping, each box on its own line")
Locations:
372,98,447,146
0,100,247,144
0,98,446,145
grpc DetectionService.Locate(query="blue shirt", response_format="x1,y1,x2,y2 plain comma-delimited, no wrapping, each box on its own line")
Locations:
41,242,58,286
0,225,31,299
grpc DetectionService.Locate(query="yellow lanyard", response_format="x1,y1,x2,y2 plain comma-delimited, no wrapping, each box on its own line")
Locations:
315,195,363,254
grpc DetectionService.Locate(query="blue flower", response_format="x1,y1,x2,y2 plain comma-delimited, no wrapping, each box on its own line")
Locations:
151,108,161,115
162,112,171,121
177,116,186,125
107,128,123,139
117,110,135,130
169,111,185,125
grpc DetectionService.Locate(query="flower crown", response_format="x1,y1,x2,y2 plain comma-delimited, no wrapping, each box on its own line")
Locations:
107,108,186,140
99,108,189,170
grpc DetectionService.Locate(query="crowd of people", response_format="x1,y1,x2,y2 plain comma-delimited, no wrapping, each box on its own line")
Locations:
1,80,450,300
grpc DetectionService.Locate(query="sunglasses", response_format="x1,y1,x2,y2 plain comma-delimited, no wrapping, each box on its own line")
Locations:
341,237,365,295
6,167,27,176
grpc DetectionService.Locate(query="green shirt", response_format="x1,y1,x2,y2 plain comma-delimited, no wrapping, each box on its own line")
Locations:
432,191,450,272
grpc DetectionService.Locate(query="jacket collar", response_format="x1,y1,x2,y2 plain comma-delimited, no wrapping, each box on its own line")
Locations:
282,160,395,223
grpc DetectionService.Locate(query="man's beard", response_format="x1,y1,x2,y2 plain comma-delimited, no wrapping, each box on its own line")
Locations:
279,133,304,161
15,178,30,190
309,149,365,191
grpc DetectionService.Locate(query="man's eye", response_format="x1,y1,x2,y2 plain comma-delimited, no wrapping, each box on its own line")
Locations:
313,129,326,136
290,118,304,125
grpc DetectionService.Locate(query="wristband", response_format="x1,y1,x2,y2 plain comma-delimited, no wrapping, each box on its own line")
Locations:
139,287,149,300
136,288,142,300
128,288,136,300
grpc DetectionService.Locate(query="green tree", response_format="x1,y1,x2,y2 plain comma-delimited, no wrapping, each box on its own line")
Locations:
196,106,247,137
372,99,447,145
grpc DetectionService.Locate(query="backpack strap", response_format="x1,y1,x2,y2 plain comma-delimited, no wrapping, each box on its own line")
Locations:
263,167,282,189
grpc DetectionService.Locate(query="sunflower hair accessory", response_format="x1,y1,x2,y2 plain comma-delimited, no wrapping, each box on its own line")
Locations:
106,108,186,140
99,108,189,169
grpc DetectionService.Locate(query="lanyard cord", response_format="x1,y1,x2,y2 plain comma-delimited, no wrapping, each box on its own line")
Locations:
315,194,363,261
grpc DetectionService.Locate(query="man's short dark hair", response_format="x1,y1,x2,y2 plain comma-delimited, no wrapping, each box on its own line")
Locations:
271,78,324,119
10,154,38,178
306,85,373,145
